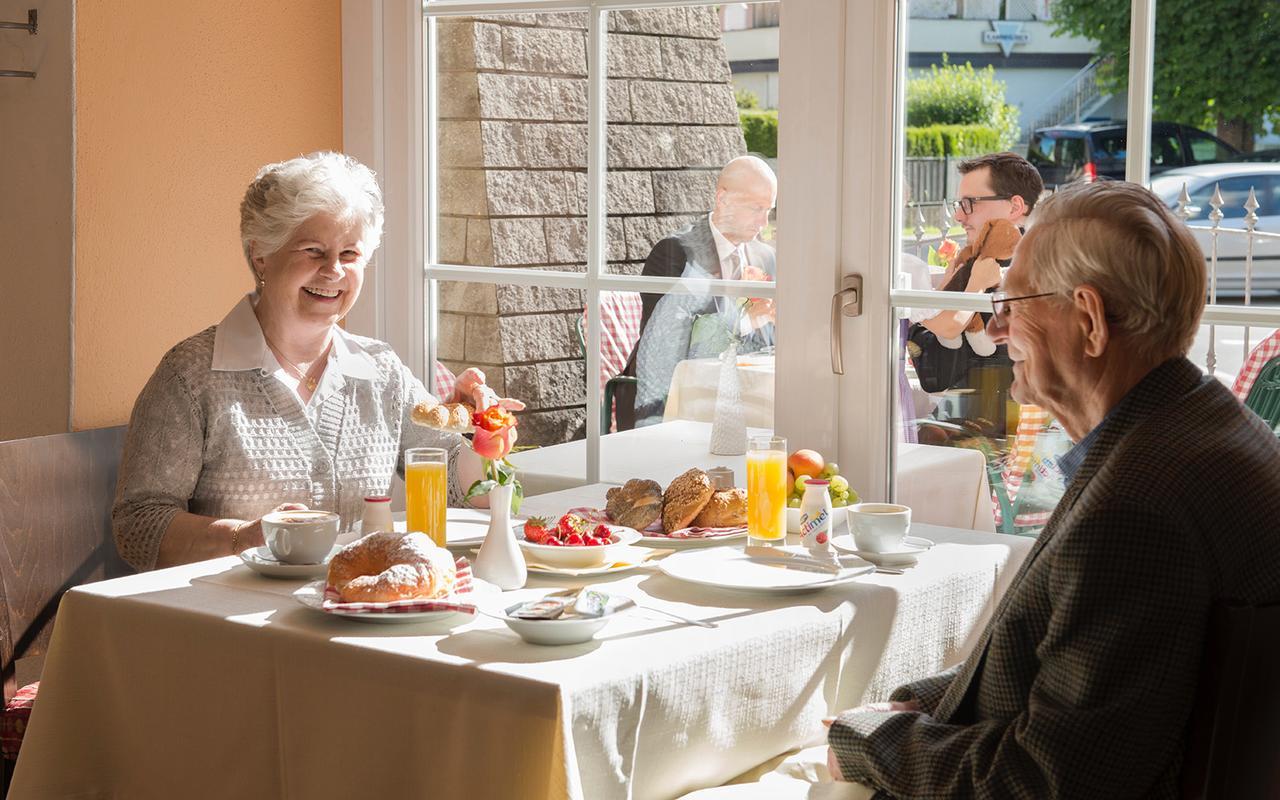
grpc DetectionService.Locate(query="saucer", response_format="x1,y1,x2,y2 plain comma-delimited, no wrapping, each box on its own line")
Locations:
830,535,934,567
239,546,340,579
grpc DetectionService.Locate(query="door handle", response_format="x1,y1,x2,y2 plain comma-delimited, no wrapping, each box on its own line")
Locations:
830,274,863,375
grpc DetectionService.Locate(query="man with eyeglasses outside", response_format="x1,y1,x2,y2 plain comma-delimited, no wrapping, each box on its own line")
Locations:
910,152,1043,443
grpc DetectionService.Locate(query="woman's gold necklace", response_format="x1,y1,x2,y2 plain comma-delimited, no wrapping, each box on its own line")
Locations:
263,333,328,392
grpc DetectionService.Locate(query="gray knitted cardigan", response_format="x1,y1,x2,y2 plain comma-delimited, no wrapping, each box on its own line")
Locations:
112,325,464,572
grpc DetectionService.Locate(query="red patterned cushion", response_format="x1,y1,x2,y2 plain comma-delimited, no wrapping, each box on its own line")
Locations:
1,681,39,760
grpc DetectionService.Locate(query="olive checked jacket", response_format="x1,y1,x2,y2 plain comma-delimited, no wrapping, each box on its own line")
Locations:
830,357,1280,798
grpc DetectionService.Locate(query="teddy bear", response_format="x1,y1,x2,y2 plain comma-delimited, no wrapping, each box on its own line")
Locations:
936,218,1022,356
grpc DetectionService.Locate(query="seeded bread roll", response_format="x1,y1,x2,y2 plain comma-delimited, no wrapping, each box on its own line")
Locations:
692,488,747,528
662,468,715,533
605,479,663,530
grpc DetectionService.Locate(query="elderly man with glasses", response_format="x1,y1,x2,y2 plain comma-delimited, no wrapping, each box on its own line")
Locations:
828,181,1280,798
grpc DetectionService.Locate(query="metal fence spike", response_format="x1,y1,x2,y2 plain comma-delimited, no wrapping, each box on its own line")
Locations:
1176,182,1195,220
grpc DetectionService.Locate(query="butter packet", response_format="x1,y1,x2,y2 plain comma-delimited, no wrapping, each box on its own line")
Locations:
568,588,609,618
510,598,570,620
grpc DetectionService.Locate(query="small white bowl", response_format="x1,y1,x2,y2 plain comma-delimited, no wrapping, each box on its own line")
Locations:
501,596,627,645
518,525,642,568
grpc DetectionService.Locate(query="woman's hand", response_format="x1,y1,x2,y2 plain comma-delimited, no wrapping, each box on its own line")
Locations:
452,368,526,412
232,502,309,550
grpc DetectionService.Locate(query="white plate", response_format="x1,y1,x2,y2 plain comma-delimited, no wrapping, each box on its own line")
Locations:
500,595,629,645
239,546,340,579
517,524,643,568
292,581,476,626
658,545,875,594
831,535,934,566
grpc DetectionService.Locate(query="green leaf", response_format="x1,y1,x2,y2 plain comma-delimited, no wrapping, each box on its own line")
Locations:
510,481,524,516
464,479,498,502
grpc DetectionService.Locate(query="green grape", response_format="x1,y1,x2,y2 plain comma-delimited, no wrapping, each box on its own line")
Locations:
787,496,802,508
847,490,860,505
795,475,810,494
820,462,838,479
829,475,850,494
832,494,849,508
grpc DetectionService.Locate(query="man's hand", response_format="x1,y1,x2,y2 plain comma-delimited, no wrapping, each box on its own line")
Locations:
822,700,922,783
966,257,1002,293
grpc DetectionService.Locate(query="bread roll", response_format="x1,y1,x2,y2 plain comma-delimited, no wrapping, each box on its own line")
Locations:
692,488,747,528
662,468,715,533
411,401,475,432
606,479,663,530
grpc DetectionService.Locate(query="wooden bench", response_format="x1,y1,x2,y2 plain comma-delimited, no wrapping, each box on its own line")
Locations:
0,426,131,792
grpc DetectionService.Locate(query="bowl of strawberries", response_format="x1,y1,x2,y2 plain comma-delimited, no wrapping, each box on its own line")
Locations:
518,512,643,568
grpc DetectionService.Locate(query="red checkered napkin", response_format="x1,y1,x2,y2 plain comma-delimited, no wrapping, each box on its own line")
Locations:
321,558,477,615
564,507,746,540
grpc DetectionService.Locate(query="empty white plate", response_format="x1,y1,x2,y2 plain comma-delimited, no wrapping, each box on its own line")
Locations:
658,545,874,594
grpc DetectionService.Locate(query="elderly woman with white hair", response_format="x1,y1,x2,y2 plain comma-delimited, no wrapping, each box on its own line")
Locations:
113,152,498,571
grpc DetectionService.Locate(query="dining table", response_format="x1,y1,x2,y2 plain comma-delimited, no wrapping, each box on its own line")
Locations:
9,484,1031,800
663,353,775,429
509,420,996,532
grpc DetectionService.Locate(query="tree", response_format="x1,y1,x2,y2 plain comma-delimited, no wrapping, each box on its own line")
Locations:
1052,0,1280,152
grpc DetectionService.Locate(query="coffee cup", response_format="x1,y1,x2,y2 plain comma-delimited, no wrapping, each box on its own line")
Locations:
846,503,911,553
261,510,341,564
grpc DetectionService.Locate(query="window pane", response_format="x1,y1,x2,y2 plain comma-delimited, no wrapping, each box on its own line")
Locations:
602,5,777,277
581,5,779,499
434,13,590,271
897,3,1134,532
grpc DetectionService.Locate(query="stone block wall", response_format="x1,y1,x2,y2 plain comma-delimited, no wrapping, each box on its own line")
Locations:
437,9,746,445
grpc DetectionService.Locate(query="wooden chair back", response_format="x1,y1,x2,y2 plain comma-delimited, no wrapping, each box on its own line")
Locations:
0,426,131,703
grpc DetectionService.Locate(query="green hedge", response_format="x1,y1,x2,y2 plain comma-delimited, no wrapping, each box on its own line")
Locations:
740,110,778,158
905,124,1003,157
906,59,1020,150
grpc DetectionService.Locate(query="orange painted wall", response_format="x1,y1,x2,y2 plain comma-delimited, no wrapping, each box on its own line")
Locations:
74,0,342,429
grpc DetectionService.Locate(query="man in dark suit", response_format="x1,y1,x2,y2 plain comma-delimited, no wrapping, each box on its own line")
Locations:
829,181,1280,797
617,156,777,428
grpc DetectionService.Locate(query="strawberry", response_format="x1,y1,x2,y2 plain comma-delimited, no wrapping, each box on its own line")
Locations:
557,513,590,538
523,516,551,544
566,534,584,546
593,524,612,538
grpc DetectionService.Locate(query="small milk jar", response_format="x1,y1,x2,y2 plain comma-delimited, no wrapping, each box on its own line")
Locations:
799,479,833,554
361,495,394,533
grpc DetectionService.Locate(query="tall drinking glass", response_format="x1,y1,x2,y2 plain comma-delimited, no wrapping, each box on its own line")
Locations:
747,435,787,547
405,447,448,546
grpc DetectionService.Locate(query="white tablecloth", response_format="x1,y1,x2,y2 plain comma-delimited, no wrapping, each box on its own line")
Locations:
11,486,1028,800
663,355,774,428
509,421,995,532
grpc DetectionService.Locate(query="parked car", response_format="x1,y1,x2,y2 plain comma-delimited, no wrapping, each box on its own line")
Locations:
1027,121,1240,188
1150,163,1280,298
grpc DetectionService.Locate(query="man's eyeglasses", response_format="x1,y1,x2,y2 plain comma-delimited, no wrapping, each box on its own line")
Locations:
990,290,1056,322
951,195,1012,215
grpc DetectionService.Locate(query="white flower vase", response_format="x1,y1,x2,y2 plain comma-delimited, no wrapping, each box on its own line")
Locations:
709,342,747,456
473,483,526,590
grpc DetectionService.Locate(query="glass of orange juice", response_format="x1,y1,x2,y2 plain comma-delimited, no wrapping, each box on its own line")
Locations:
747,435,787,547
405,447,448,546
